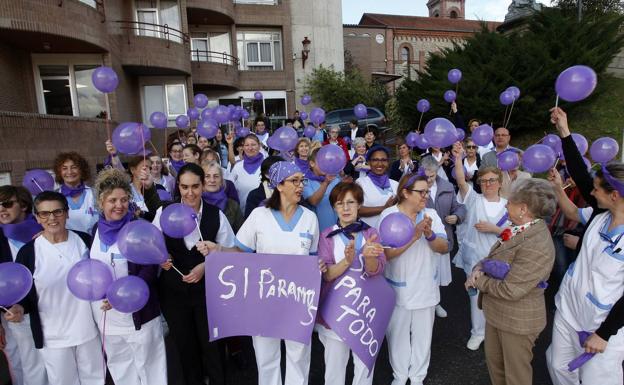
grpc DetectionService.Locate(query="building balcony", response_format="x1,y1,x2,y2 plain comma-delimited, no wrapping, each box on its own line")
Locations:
187,0,234,25
191,50,240,89
238,70,289,90
0,0,108,53
234,1,289,25
113,20,191,75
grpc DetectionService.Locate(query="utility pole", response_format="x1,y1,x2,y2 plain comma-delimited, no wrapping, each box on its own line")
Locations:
578,0,583,21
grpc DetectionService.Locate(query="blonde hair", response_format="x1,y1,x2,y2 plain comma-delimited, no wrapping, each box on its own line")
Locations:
93,168,132,210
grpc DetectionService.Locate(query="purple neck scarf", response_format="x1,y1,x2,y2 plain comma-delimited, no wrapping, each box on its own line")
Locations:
170,159,185,173
98,211,133,246
326,220,370,240
294,158,310,175
303,166,325,183
60,183,85,198
0,214,42,244
202,189,228,212
243,153,264,174
367,172,390,190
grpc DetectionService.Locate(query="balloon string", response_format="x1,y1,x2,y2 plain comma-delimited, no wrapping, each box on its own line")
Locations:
0,306,14,317
139,124,146,195
555,95,560,108
171,263,184,277
164,127,168,157
193,215,205,242
106,116,111,142
147,140,160,158
505,100,515,129
417,112,424,133
503,105,509,127
100,310,107,379
31,178,44,193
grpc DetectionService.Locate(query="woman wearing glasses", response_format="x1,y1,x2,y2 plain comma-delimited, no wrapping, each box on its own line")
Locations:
356,145,399,228
453,144,510,351
379,172,449,385
323,126,351,164
462,138,482,190
235,161,320,385
230,134,265,214
167,141,185,176
12,191,104,385
53,152,98,234
0,186,47,385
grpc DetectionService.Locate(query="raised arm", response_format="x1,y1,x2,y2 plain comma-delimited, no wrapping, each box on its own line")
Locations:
452,142,469,200
548,168,581,223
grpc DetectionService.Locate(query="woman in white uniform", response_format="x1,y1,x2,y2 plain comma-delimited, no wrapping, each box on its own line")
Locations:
317,181,386,385
54,152,98,233
379,172,449,385
546,107,624,385
235,161,320,385
89,168,167,385
356,145,399,228
452,144,510,351
0,186,47,385
11,191,104,385
230,134,265,214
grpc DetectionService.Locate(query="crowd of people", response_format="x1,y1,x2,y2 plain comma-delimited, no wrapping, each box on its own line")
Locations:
0,105,623,385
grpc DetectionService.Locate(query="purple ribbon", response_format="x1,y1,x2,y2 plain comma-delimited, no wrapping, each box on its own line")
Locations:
481,258,548,289
97,211,133,246
243,153,264,174
0,214,42,244
367,172,390,190
170,159,186,173
60,183,86,198
496,212,509,228
202,189,228,212
568,331,595,372
601,165,624,196
326,220,370,240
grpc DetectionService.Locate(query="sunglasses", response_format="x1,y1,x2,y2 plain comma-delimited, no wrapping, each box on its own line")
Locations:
0,200,17,209
466,145,478,149
36,208,66,220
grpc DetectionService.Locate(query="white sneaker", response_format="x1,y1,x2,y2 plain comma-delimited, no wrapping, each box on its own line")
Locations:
466,335,484,350
435,304,447,318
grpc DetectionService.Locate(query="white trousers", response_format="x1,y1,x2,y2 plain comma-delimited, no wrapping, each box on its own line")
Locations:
317,326,374,385
103,318,167,385
468,283,485,337
252,335,311,385
39,336,105,385
385,305,435,385
546,312,624,385
2,316,48,385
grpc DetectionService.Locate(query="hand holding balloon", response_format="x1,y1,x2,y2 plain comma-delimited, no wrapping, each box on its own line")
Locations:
196,240,220,256
100,299,113,311
105,140,117,156
182,262,205,284
3,304,24,322
549,107,570,137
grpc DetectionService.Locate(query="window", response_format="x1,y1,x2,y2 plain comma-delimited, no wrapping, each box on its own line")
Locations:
450,10,458,19
34,57,107,118
237,31,282,71
135,0,182,43
0,173,11,187
401,47,410,62
79,0,97,7
190,32,232,63
142,82,187,123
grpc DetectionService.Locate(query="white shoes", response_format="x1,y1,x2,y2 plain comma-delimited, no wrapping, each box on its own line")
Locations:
466,335,485,350
435,304,447,318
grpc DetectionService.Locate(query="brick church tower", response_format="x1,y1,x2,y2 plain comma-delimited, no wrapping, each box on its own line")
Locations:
427,0,465,19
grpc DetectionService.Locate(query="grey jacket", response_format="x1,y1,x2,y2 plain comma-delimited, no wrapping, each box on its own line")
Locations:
426,176,467,251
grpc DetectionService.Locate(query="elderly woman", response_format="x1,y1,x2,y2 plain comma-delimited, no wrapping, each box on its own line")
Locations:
420,156,467,318
201,161,244,233
230,134,265,214
317,181,386,385
347,137,371,180
53,152,98,233
88,168,166,385
389,138,418,182
466,178,555,385
235,161,320,385
356,145,398,228
11,191,104,385
323,126,350,162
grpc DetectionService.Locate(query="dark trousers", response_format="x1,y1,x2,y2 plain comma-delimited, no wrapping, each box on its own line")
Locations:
161,296,225,385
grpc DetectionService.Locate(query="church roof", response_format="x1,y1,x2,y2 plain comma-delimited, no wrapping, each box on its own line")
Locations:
358,13,501,33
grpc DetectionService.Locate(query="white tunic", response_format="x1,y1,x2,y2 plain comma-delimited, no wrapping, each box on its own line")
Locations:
33,232,99,348
356,175,399,228
379,207,447,309
130,185,149,213
65,187,98,234
230,160,262,214
463,158,479,187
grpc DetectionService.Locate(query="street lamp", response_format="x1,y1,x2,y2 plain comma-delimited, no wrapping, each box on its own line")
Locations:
301,37,311,69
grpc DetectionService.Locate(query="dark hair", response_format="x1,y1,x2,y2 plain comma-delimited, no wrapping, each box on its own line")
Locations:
34,191,68,213
350,119,358,125
596,162,624,192
265,189,281,210
127,156,150,172
254,119,265,127
184,144,202,157
177,163,205,185
285,119,294,125
261,155,284,182
168,140,183,155
364,126,378,136
53,151,91,184
397,172,428,204
0,185,33,213
234,137,245,150
329,182,364,207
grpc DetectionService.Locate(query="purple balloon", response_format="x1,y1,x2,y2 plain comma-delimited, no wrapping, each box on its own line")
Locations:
316,144,347,175
590,137,619,163
555,65,597,102
379,212,415,248
157,189,172,201
506,86,521,100
0,262,33,306
522,144,557,173
571,133,589,155
310,107,326,125
106,276,149,314
214,105,230,125
194,93,209,109
268,126,299,152
472,124,494,146
175,115,189,129
66,259,114,301
354,104,367,120
301,95,312,106
303,125,316,138
187,108,200,121
343,136,352,146
542,134,562,154
415,133,429,150
23,169,54,195
254,91,263,100
149,111,168,129
443,90,457,103
300,111,308,120
455,128,466,141
448,68,462,84
424,117,457,148
91,66,119,93
405,132,419,148
112,122,151,155
236,126,250,138
201,107,214,121
499,90,515,106
197,119,219,139
241,110,250,119
497,150,520,171
417,99,430,113
160,203,197,238
117,220,168,265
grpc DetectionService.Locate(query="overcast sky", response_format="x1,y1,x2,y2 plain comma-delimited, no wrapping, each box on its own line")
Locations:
342,0,551,24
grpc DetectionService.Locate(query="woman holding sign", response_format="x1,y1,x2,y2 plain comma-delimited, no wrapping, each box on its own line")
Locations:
235,161,320,385
379,172,449,385
317,181,386,385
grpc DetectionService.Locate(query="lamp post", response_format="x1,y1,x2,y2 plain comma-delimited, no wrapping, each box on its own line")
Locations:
301,36,311,69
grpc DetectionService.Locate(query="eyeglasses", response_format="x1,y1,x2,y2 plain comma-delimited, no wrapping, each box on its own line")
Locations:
369,158,388,163
466,145,478,149
407,188,430,197
36,208,66,220
495,134,510,137
284,178,307,187
335,200,358,209
0,200,17,209
478,178,500,185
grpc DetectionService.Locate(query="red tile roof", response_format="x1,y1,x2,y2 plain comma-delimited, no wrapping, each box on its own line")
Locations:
358,13,501,32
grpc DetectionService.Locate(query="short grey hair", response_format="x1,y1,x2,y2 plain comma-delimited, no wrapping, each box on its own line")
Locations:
508,178,556,219
420,155,440,172
353,137,366,148
201,161,225,189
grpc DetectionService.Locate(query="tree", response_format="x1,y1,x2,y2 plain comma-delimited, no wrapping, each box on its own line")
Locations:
395,8,624,136
303,65,389,113
553,0,623,16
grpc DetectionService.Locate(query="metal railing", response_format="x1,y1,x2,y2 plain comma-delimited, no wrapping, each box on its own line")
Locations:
113,20,190,48
190,49,239,66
